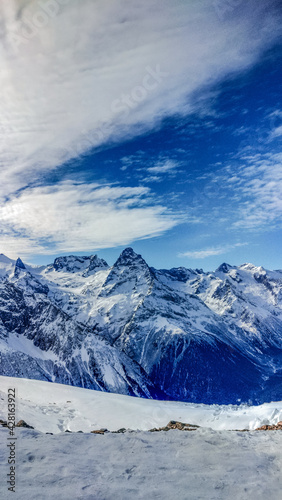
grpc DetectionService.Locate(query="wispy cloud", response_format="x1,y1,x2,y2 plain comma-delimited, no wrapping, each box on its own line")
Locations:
179,243,247,259
230,153,282,229
0,0,281,199
147,159,179,175
268,111,282,141
196,151,282,231
0,182,181,257
142,158,181,183
270,126,282,140
120,154,181,184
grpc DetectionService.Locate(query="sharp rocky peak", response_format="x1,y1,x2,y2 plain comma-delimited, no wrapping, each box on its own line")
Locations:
114,247,146,267
15,257,26,270
216,263,232,274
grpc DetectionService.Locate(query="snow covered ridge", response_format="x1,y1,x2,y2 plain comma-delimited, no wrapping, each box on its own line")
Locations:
1,248,282,404
1,377,282,433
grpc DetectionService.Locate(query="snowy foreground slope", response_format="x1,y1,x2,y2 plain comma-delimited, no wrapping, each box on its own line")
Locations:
1,248,282,403
1,427,282,500
1,378,282,500
1,376,282,432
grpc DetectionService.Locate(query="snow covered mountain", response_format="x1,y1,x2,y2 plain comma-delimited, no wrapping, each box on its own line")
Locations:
1,249,282,404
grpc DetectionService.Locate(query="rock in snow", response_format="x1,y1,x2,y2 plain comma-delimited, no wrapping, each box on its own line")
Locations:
1,247,282,404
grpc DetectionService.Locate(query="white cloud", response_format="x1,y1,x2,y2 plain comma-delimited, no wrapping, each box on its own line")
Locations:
140,158,181,183
266,110,282,141
143,176,162,184
269,126,282,140
230,153,282,229
197,152,282,231
0,181,180,257
147,159,179,175
179,243,247,259
0,0,281,198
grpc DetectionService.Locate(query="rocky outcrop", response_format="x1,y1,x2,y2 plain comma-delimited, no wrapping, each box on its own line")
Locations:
149,420,200,432
0,419,34,429
15,420,34,429
91,428,109,435
255,421,282,431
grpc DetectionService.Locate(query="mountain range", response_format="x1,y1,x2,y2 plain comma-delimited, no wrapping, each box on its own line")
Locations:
1,248,282,404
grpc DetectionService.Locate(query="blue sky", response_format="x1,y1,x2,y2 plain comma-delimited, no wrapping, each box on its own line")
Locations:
0,0,282,270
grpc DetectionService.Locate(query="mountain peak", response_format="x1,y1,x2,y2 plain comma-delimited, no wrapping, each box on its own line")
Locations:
239,263,265,274
82,255,108,276
0,254,14,264
115,248,145,267
121,247,136,257
216,263,232,273
49,254,108,274
52,255,82,272
15,257,26,270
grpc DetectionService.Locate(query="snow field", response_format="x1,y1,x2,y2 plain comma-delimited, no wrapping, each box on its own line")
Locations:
1,427,282,500
1,377,282,499
1,377,282,433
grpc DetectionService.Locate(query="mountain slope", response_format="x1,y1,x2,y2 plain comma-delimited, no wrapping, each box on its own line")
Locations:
1,248,282,403
0,262,161,398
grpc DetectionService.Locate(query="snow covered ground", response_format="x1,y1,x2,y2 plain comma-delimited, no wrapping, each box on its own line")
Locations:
1,427,282,500
1,376,282,499
1,376,282,433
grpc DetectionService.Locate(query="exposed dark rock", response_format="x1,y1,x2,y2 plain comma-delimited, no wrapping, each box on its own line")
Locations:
91,428,109,435
149,421,200,432
255,421,282,431
16,420,34,429
15,258,26,270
